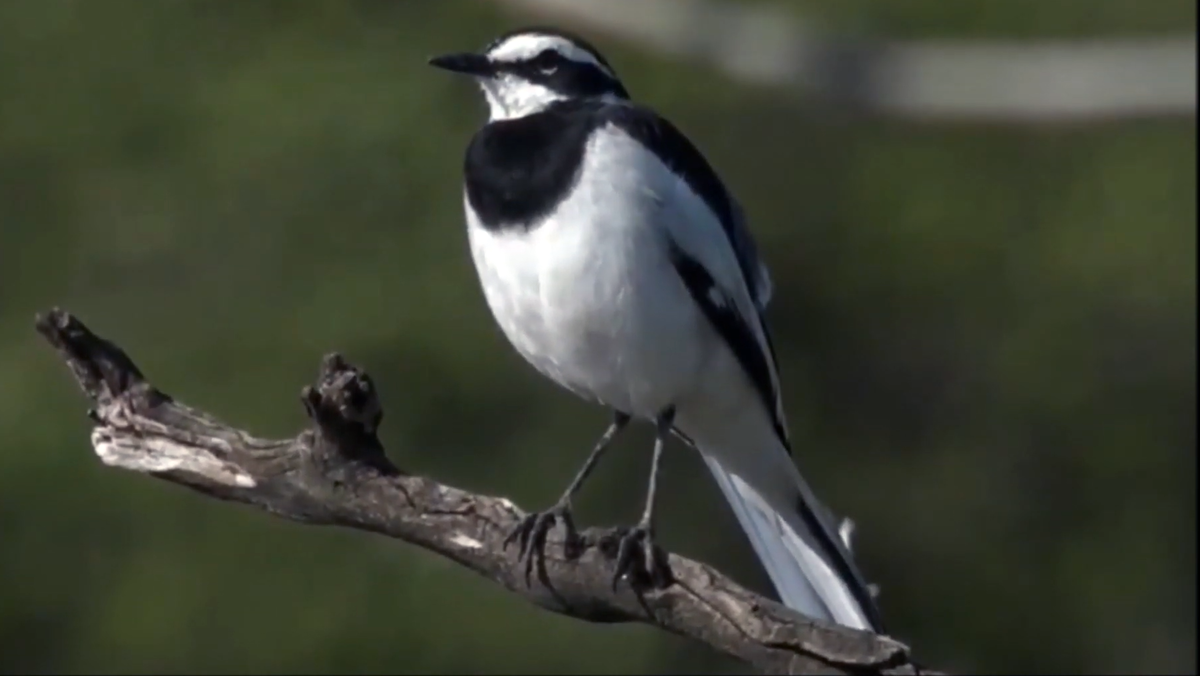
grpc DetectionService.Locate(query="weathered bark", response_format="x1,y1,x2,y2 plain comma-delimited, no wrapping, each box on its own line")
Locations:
35,308,933,676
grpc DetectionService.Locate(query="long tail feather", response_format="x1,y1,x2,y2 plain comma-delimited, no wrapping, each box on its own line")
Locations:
699,451,885,632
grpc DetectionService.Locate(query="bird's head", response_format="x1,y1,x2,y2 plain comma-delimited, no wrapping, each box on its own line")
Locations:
428,27,629,121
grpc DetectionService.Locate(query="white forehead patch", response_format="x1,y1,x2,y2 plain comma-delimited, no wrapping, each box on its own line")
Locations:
487,33,613,78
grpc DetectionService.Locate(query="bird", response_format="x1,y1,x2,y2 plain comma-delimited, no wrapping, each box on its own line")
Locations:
428,26,886,634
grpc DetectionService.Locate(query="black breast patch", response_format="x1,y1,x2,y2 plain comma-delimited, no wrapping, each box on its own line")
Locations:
463,102,596,228
465,96,755,307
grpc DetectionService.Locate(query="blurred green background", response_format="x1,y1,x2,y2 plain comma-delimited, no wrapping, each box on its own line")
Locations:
1,1,1194,673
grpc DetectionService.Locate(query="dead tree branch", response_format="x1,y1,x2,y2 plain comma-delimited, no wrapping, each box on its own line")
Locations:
34,308,933,675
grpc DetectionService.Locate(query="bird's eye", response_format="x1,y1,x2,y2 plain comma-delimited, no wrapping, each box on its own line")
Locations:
533,50,560,74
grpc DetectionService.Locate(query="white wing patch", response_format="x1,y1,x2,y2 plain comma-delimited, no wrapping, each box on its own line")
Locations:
753,255,773,308
728,198,774,310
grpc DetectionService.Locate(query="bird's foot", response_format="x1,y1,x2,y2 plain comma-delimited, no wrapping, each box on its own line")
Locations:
504,501,583,586
611,523,672,592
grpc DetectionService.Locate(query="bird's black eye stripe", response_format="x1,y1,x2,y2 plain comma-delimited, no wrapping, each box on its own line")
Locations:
531,49,563,70
533,49,557,63
489,48,627,99
493,49,564,77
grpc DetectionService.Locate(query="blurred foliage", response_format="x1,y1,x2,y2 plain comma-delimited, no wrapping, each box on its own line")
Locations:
0,1,1194,674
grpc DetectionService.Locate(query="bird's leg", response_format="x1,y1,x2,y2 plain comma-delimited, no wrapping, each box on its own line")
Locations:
613,407,675,591
505,410,631,585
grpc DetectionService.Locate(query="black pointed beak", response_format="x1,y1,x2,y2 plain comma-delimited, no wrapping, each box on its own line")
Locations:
428,52,495,77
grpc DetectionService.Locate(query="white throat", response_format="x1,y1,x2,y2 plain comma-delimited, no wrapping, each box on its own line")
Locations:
480,75,565,121
480,78,626,122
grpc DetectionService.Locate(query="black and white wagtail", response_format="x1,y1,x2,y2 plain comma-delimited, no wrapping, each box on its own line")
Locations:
429,27,885,633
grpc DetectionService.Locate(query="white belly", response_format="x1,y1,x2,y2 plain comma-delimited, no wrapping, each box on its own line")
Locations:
464,144,711,419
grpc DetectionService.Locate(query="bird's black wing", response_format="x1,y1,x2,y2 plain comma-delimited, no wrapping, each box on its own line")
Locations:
592,101,789,450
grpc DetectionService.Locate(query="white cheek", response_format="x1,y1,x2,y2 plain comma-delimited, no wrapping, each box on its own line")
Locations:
511,84,560,115
483,76,562,121
480,83,505,119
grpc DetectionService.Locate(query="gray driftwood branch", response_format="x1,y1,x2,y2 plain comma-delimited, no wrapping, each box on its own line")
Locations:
35,308,932,676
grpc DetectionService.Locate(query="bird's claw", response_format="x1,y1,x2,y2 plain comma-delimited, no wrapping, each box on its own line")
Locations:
611,524,672,592
503,502,581,586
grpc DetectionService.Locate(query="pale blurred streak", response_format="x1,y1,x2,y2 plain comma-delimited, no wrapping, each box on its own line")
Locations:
499,0,1198,122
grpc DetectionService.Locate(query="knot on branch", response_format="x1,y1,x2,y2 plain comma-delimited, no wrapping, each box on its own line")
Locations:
301,353,390,470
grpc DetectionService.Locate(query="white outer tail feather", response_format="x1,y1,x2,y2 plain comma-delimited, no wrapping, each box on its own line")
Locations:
700,452,881,632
